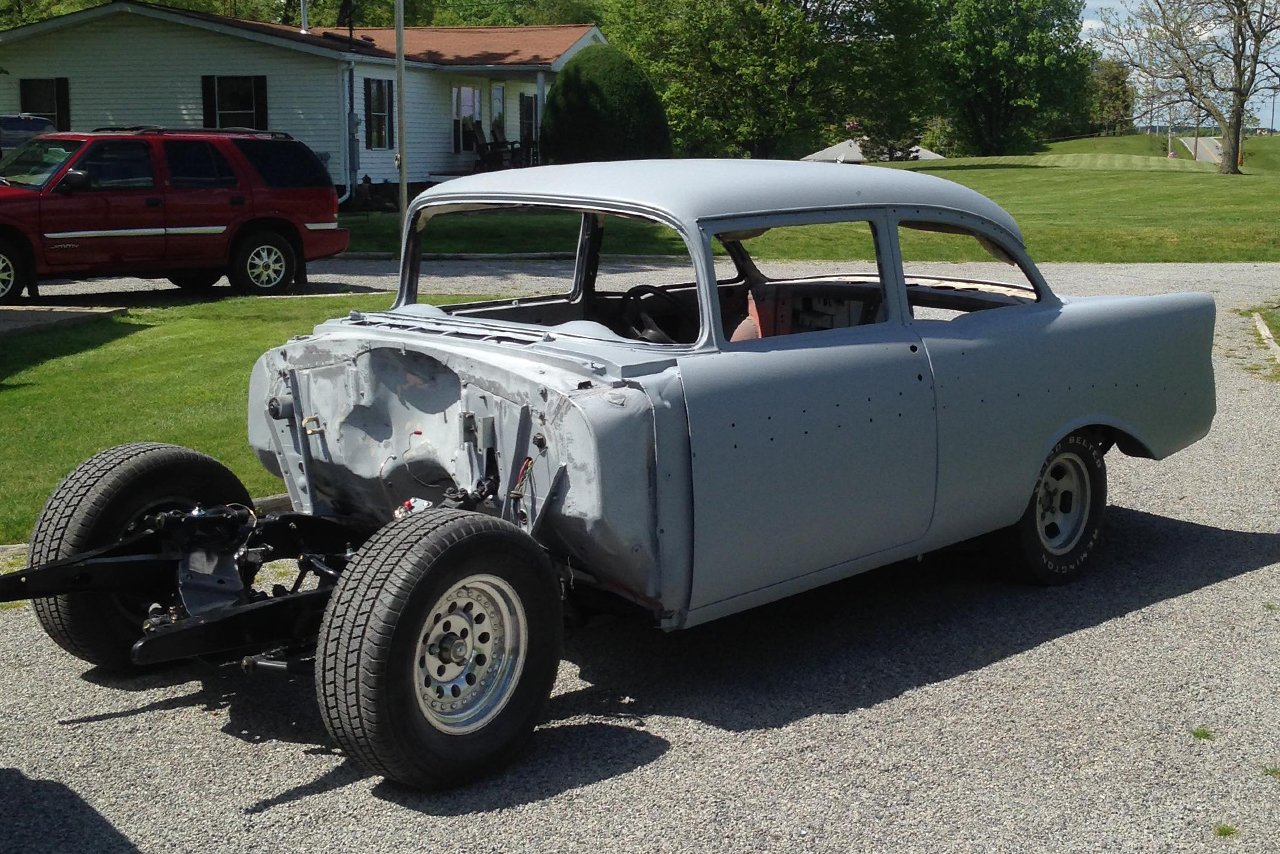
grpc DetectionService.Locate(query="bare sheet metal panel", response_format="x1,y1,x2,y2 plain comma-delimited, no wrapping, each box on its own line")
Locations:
678,323,937,610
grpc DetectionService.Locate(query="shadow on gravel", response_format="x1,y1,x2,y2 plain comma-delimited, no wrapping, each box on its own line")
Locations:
45,507,1279,815
558,507,1280,734
0,768,140,853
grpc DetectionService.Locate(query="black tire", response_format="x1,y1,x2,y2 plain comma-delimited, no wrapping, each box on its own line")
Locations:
167,271,223,292
29,443,252,671
1005,431,1108,585
316,509,563,789
229,231,295,295
0,236,31,304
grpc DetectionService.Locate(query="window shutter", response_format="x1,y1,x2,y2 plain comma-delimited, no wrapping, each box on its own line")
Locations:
253,76,269,130
201,76,217,128
54,78,70,131
363,79,372,149
387,82,394,149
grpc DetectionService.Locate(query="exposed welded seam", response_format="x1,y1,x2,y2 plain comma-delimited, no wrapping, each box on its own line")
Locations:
1253,313,1280,365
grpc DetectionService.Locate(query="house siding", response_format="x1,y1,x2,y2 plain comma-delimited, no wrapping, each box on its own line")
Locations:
0,15,346,180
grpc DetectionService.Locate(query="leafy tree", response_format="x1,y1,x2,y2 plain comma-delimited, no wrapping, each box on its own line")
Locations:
935,0,1093,155
601,0,834,158
540,44,671,162
1090,56,1135,135
838,0,939,160
1097,0,1280,175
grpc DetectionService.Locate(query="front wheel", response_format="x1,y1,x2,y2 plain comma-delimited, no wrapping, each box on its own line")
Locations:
316,509,563,789
0,237,31,304
229,231,295,295
1005,431,1108,585
30,443,252,671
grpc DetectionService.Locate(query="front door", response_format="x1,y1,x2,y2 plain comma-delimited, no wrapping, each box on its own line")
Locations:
678,323,938,611
39,139,165,272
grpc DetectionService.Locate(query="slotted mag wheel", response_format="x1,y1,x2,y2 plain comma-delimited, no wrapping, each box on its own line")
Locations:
1034,450,1092,555
246,244,287,288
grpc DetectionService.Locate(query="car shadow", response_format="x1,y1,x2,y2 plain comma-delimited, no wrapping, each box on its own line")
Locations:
0,768,141,853
558,507,1280,733
50,507,1279,816
0,315,142,387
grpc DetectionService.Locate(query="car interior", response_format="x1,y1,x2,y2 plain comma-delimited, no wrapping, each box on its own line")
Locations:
407,207,1039,346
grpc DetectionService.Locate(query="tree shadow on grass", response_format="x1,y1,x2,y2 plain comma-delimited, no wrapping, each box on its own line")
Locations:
0,315,143,388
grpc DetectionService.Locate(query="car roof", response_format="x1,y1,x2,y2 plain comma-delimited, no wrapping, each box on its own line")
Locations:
416,158,1024,245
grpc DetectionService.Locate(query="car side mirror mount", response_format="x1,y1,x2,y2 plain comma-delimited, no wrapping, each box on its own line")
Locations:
57,169,90,192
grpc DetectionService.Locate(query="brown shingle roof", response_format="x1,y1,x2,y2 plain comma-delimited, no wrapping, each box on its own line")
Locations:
122,1,596,66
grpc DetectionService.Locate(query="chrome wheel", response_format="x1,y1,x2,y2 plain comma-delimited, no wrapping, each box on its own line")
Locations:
1034,451,1092,555
245,244,287,289
414,574,527,735
0,252,16,299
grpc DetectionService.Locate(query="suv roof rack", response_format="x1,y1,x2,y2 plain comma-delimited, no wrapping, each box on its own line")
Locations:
88,126,294,140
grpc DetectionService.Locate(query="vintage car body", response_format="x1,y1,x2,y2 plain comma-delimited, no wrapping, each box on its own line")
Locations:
4,160,1215,790
247,160,1215,627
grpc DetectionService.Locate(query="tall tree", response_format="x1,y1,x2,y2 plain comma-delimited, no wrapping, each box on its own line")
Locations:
602,0,835,158
1097,0,1280,174
1090,56,1136,135
839,0,939,160
936,0,1092,155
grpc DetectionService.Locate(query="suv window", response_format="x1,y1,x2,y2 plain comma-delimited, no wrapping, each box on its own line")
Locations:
79,140,155,190
164,140,238,189
232,139,329,187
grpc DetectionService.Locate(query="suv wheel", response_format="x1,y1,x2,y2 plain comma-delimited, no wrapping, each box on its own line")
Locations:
0,237,30,304
230,231,295,295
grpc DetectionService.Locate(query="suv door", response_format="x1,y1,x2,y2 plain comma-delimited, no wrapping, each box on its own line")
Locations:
161,139,245,266
39,139,165,271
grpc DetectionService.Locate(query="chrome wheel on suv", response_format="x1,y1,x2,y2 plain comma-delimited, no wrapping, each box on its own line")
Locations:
0,238,29,304
230,231,296,295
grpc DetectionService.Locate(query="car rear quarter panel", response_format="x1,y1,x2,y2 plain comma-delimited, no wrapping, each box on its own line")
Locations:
918,291,1216,548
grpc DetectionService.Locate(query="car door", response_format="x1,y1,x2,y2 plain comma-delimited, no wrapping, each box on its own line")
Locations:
677,302,938,612
39,139,165,271
161,139,245,266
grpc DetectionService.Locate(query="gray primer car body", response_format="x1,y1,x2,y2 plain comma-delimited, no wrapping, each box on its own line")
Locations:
247,160,1215,629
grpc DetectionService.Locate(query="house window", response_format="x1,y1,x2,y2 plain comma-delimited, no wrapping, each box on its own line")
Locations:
452,85,481,153
19,78,70,131
490,85,505,137
201,76,268,130
364,79,393,150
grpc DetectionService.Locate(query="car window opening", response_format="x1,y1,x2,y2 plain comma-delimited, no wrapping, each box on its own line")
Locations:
898,220,1040,322
410,205,705,346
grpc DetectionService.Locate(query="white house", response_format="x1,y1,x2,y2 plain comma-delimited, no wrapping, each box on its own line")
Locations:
0,0,606,190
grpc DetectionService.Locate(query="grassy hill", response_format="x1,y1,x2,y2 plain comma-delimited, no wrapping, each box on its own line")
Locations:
1041,133,1193,160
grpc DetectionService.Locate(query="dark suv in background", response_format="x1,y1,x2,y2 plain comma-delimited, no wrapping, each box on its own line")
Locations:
0,115,56,155
0,127,348,303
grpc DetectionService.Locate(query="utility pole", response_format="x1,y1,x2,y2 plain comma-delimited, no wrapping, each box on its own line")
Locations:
395,0,407,227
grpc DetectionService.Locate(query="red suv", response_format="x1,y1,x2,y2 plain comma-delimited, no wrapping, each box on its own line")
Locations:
0,127,348,303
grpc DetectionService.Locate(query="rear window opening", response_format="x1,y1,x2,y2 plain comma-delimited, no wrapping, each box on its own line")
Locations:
897,220,1040,321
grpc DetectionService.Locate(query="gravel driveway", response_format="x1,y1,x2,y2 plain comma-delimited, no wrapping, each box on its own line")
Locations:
3,262,1278,853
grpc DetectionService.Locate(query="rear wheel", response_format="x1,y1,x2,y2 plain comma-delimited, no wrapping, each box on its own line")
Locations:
30,443,252,671
316,509,563,789
1005,431,1107,585
167,271,223,292
0,237,31,304
229,231,295,295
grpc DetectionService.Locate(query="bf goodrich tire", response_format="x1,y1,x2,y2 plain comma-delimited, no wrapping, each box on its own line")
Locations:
1005,431,1108,585
29,443,252,671
316,509,563,789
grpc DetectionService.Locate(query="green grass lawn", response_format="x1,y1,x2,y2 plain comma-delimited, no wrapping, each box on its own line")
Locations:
343,138,1280,262
0,294,420,544
1041,133,1194,159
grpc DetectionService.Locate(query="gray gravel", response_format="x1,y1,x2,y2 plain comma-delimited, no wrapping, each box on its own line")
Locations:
3,261,1279,853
